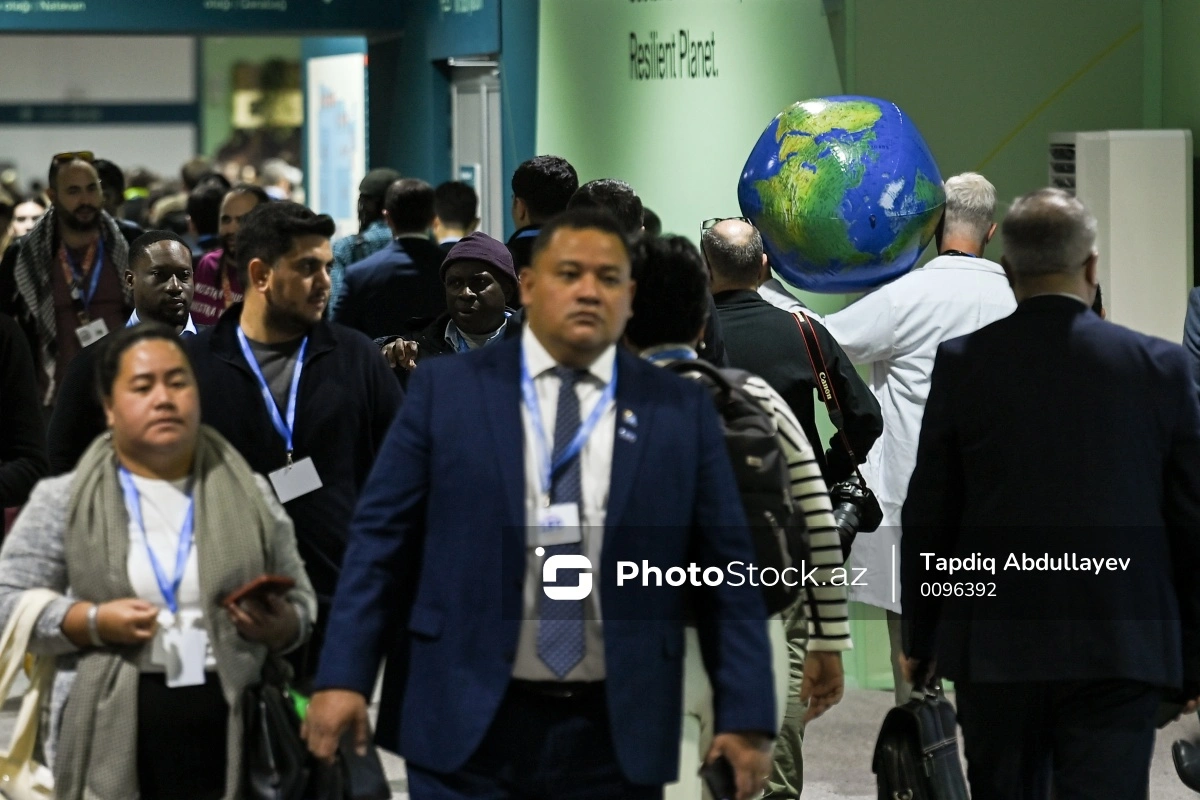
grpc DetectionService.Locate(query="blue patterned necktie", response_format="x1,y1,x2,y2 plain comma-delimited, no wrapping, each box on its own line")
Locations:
538,365,587,678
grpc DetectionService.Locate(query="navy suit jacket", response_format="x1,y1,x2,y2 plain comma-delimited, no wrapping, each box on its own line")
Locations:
337,240,444,340
315,336,776,784
902,295,1200,688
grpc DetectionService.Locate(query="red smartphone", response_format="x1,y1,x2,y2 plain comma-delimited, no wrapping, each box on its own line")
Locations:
223,575,296,609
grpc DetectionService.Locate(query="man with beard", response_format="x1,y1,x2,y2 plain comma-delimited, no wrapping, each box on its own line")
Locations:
0,151,131,407
191,183,270,326
185,201,403,685
47,230,199,474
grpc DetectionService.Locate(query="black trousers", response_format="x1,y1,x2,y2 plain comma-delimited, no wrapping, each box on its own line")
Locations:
955,679,1161,800
406,682,662,800
137,671,228,800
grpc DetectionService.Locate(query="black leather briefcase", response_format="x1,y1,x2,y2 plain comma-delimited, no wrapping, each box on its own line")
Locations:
872,685,969,800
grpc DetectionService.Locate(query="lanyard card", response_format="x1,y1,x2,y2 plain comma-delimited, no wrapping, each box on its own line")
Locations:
163,615,208,688
269,456,322,503
536,502,582,547
75,317,109,347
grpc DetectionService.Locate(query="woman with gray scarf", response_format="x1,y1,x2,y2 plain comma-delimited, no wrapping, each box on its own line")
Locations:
0,322,317,799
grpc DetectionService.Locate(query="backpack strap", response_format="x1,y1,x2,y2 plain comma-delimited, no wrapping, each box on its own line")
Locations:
665,358,734,403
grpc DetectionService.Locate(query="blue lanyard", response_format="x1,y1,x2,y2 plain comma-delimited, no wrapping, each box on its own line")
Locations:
66,236,105,310
645,347,697,365
235,328,308,462
520,350,617,501
118,467,194,615
514,228,540,240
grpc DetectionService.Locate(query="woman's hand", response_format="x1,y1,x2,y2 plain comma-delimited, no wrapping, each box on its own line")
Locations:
227,593,299,652
63,599,159,648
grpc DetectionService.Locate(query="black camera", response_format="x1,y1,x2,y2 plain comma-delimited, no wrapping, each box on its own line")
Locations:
830,473,883,559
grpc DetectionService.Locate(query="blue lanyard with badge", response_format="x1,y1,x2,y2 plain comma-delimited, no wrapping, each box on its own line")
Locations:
118,467,207,687
236,328,323,503
520,351,616,546
63,236,110,346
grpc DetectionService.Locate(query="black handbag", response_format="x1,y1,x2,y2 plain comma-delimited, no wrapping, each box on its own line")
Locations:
243,659,311,800
872,685,969,800
309,732,392,800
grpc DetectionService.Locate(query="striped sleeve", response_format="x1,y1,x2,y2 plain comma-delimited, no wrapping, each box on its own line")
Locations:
741,376,852,651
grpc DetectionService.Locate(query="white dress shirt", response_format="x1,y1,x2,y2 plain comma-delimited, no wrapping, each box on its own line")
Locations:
512,326,616,681
821,254,1016,611
126,308,199,335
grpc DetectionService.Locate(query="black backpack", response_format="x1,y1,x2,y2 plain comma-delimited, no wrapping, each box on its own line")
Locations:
667,360,808,614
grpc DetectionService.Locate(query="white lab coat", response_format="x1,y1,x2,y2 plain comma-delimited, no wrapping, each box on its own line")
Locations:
818,255,1017,611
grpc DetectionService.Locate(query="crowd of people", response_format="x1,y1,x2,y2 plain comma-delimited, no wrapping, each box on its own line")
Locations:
0,146,1195,800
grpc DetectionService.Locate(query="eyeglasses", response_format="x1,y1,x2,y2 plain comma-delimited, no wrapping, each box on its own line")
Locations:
701,216,751,230
50,151,94,165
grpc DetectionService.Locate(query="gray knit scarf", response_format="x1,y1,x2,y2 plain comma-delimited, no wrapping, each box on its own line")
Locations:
13,207,130,404
56,427,276,800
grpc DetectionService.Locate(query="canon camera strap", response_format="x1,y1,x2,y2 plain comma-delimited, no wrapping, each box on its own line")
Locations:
791,312,865,477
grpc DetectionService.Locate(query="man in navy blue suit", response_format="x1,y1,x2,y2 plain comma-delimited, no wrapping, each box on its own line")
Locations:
304,208,777,799
901,188,1200,800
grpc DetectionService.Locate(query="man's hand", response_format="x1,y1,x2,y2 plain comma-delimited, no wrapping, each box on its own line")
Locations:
302,689,370,764
705,732,773,800
381,339,420,371
800,651,844,722
900,655,938,692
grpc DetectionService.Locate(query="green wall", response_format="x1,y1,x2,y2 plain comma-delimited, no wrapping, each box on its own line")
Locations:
1163,0,1200,138
200,36,303,157
851,0,1145,216
537,0,843,244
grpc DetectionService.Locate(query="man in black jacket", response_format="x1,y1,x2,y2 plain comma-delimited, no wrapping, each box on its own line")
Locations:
902,189,1200,800
185,202,403,683
379,231,519,386
336,178,446,337
707,218,882,483
48,230,199,475
506,155,578,275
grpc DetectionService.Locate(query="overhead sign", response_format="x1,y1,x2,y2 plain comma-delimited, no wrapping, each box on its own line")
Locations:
0,0,403,32
426,0,499,60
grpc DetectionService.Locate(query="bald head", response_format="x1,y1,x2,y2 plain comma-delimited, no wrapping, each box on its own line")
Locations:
702,219,764,287
1001,188,1097,277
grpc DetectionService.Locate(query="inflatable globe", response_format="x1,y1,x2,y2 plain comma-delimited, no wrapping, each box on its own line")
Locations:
738,96,945,293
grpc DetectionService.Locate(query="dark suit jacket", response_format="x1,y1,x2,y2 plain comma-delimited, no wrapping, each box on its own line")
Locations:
1183,286,1200,388
314,337,776,784
902,295,1200,689
336,240,445,340
715,289,882,482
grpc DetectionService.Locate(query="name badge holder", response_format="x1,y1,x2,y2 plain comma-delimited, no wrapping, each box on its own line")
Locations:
118,467,205,688
63,237,109,346
236,329,323,503
520,352,616,547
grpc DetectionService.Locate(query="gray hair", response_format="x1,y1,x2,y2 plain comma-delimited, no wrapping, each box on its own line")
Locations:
943,172,996,241
701,223,763,285
1001,188,1097,276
